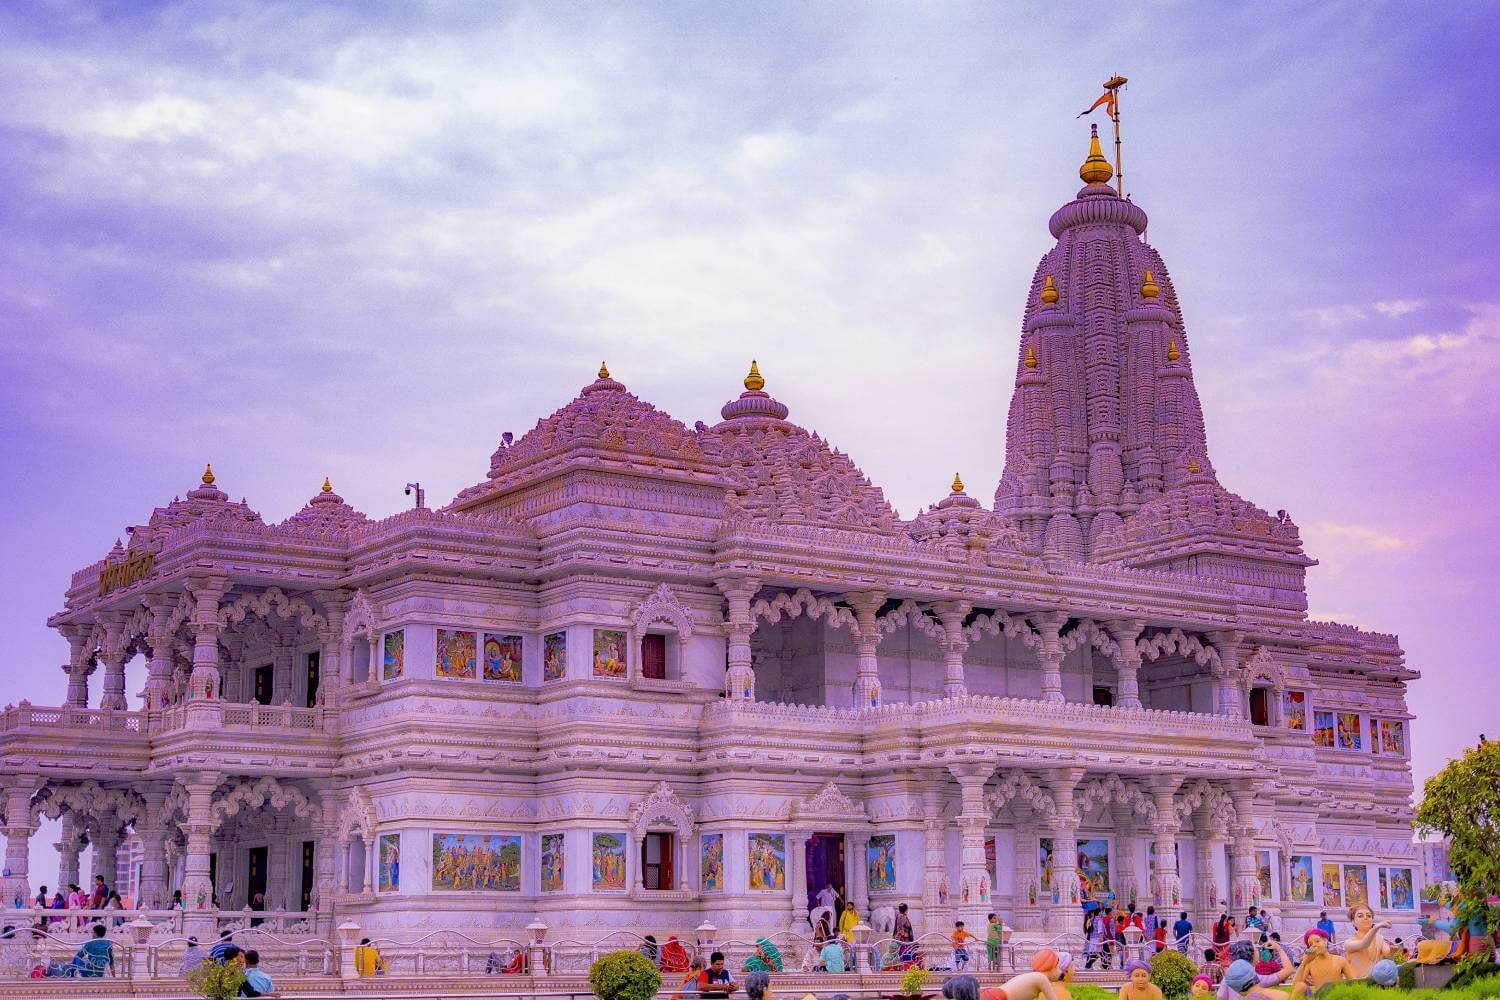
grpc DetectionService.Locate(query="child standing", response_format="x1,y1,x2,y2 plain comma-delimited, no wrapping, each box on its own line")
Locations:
952,920,974,970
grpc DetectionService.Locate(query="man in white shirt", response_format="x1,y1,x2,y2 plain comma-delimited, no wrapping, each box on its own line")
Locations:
816,883,840,911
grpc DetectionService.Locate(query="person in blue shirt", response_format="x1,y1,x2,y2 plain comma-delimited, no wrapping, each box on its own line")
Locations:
820,936,847,973
1173,912,1194,953
240,949,274,998
1316,911,1336,942
71,924,114,977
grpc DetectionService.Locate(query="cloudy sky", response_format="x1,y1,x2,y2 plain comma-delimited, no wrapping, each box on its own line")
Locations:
3,1,1497,880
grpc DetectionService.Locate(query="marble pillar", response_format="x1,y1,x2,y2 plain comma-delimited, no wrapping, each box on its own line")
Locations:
137,788,170,909
847,591,887,708
1,778,38,906
1035,612,1068,704
950,762,995,928
1045,768,1085,932
921,773,951,933
718,577,760,701
1109,618,1146,710
787,829,810,934
935,601,973,699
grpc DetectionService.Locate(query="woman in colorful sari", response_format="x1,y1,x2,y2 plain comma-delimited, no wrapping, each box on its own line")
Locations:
744,937,783,973
662,936,692,974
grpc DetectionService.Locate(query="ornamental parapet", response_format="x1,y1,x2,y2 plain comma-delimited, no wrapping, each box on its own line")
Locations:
156,701,332,734
0,703,144,735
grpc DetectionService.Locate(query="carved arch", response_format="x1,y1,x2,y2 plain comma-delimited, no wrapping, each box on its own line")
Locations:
963,610,1040,647
987,770,1057,823
1137,628,1222,670
1241,646,1287,692
1174,779,1237,832
211,777,321,830
336,787,376,841
627,781,695,839
33,781,145,826
342,590,378,646
876,600,944,641
218,587,326,633
750,589,858,632
1073,774,1156,826
630,583,696,639
1061,619,1124,666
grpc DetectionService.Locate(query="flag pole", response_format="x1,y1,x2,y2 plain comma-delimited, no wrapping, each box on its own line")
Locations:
1105,75,1128,196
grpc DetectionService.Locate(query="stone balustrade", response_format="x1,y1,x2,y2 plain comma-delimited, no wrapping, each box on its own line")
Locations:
0,704,142,734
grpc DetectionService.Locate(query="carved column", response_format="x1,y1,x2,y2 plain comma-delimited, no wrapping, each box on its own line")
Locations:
1208,630,1246,717
1112,803,1140,909
921,772,952,933
143,595,177,715
271,638,295,705
186,578,229,726
717,577,760,700
91,817,121,891
1149,776,1184,916
949,762,995,928
362,834,376,898
180,771,221,934
1035,611,1069,704
59,625,91,707
137,787,170,909
787,829,811,934
1,777,40,906
1193,809,1223,928
847,591,888,708
1108,618,1146,710
934,601,973,699
1228,783,1260,913
99,616,130,712
57,811,83,890
1014,824,1042,932
315,592,347,708
849,833,871,915
1045,767,1086,932
314,787,338,929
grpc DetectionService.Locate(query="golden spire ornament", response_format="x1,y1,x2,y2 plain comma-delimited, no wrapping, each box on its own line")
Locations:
951,473,965,494
1141,269,1160,299
1167,339,1181,363
322,477,333,494
597,361,611,380
1080,124,1114,186
1025,346,1039,370
1041,275,1059,306
202,463,215,486
744,359,765,392
1188,458,1201,474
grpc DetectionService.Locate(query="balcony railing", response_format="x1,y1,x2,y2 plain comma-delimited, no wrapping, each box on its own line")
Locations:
0,704,142,734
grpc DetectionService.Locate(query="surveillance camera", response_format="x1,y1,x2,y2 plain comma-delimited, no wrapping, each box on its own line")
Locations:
405,487,412,496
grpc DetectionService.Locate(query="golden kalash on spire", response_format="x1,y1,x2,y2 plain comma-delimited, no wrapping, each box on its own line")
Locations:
1141,269,1160,299
951,473,965,494
1080,124,1114,186
597,361,611,380
322,477,333,494
744,360,765,392
202,463,216,486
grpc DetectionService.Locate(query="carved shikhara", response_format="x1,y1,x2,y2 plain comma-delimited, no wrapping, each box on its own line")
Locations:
10,137,1419,947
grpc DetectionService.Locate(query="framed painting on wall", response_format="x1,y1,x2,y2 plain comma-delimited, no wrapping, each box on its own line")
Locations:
1313,711,1336,748
543,632,567,681
592,833,627,891
431,833,520,891
1283,690,1307,731
748,833,785,891
540,833,565,893
701,834,724,893
377,833,400,892
1344,864,1369,906
592,629,626,678
1321,862,1342,906
868,835,896,892
1288,855,1315,903
383,630,404,680
483,633,523,682
436,629,477,679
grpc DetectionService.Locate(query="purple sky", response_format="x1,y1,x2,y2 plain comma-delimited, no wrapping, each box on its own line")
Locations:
3,3,1497,883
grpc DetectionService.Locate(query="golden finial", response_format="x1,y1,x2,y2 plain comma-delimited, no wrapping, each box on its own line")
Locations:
1025,346,1039,370
321,477,333,494
951,472,965,494
1041,274,1059,306
597,361,610,380
1166,339,1181,363
744,359,765,392
1080,124,1114,185
1141,269,1160,299
1188,458,1201,474
201,463,215,486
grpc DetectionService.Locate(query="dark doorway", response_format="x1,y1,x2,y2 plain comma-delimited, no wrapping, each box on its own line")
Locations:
1093,685,1115,707
640,832,674,889
299,841,315,911
208,852,218,905
1249,687,1270,726
253,665,273,705
641,634,667,680
247,845,269,918
805,833,847,932
305,652,320,708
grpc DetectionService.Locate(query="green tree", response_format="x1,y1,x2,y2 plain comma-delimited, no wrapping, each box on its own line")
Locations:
1414,739,1500,931
589,950,662,1000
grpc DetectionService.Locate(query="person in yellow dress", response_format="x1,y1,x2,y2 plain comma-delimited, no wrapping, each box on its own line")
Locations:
354,937,385,976
839,903,861,943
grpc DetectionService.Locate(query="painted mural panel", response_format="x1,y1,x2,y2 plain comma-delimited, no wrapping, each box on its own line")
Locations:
383,629,404,680
377,833,400,892
436,629,477,680
1336,712,1362,750
1313,711,1336,748
748,832,786,891
431,833,521,891
1344,864,1369,906
701,833,724,892
483,633,523,683
1388,867,1414,910
1256,850,1273,899
1077,839,1110,897
540,833,565,893
1378,867,1389,909
1321,862,1343,906
544,632,567,682
592,833,627,891
1381,720,1406,756
1039,838,1054,891
867,834,896,892
1283,690,1307,731
592,629,626,678
1289,855,1315,903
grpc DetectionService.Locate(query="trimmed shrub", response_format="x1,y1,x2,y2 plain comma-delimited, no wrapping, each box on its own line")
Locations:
1447,961,1500,991
1067,985,1116,1000
589,949,663,1000
1150,948,1199,999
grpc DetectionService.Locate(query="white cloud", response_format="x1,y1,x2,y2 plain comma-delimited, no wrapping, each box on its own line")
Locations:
1374,298,1424,318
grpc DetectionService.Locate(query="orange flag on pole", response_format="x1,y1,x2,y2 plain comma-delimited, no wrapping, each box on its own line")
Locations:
1077,91,1116,118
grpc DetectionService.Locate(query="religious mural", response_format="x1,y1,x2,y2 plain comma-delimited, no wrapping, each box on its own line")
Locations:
1313,711,1336,748
1077,839,1110,897
1381,720,1406,756
483,633,523,682
1283,690,1307,731
1039,838,1054,891
543,631,567,681
1322,862,1343,906
700,833,724,892
436,629,477,680
382,629,404,681
1256,850,1273,899
540,833,565,893
1337,712,1362,750
1344,864,1369,906
1289,855,1315,903
867,834,896,892
378,833,400,892
592,833,627,891
431,833,521,891
592,629,626,678
748,832,785,891
1384,866,1414,909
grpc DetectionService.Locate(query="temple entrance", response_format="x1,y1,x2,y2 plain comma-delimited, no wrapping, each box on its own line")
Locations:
805,833,846,932
253,665,273,705
246,846,268,910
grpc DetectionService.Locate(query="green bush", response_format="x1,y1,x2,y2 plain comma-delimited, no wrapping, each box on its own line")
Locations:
1067,985,1116,1000
1151,948,1198,999
1397,962,1417,991
900,967,931,996
589,950,663,1000
1447,961,1500,991
187,961,247,1000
